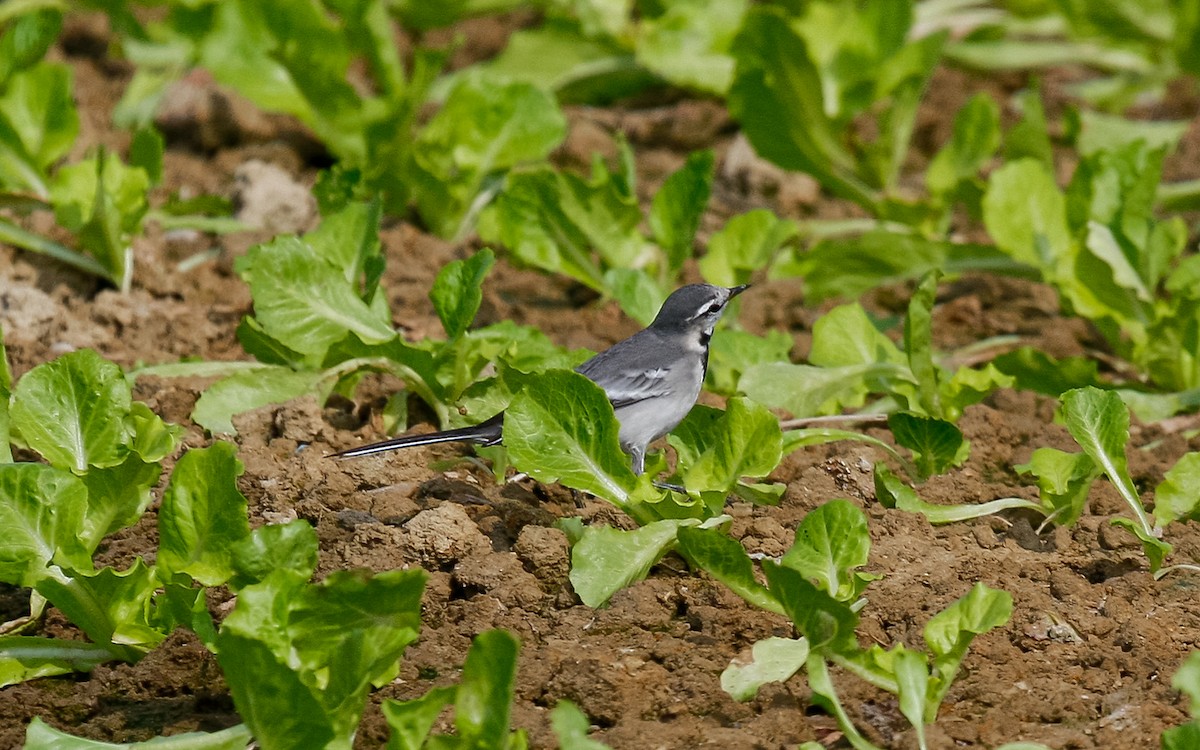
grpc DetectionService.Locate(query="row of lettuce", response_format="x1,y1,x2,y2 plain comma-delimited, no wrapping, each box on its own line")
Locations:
5,0,1200,746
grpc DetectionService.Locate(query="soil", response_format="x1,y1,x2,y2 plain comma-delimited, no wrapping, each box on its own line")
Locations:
3,11,1200,750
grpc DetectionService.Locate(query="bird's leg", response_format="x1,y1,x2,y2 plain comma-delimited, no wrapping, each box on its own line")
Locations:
653,480,687,494
629,446,645,476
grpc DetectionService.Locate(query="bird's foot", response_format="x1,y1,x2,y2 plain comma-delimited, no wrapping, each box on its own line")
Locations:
653,480,687,494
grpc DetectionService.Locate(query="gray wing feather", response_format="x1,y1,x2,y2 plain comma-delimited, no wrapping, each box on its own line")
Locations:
576,331,675,409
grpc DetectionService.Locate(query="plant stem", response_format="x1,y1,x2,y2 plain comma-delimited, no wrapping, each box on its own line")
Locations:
0,219,110,281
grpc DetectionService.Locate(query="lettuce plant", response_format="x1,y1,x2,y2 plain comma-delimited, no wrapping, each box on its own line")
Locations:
679,499,1013,750
0,344,184,683
97,0,565,238
479,143,715,325
983,141,1200,405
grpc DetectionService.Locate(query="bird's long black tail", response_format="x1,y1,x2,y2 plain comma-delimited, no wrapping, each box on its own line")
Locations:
332,413,504,459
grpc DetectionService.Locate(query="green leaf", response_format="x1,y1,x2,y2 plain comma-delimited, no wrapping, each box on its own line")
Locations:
892,646,930,741
810,303,906,368
1154,453,1200,527
926,92,1000,199
741,361,898,418
0,323,10,462
0,61,77,195
888,412,966,480
923,582,1012,719
604,268,667,327
704,328,793,396
480,160,648,295
11,349,132,473
635,0,745,94
1061,387,1169,569
238,235,396,358
191,367,324,436
792,231,1029,304
128,126,164,185
700,209,797,289
728,7,875,208
1172,651,1200,714
780,499,871,602
228,520,319,591
875,463,1044,524
23,718,253,750
1074,110,1188,158
983,159,1072,272
550,701,611,750
992,347,1101,397
0,463,90,586
505,370,637,507
1015,447,1099,527
649,150,713,274
80,455,161,553
940,364,1014,421
409,74,567,239
0,636,116,688
1005,85,1053,168
569,519,699,608
383,687,457,750
455,630,519,745
0,9,62,84
158,442,251,586
430,248,496,339
903,270,940,416
676,525,781,614
212,631,336,750
218,568,427,749
720,636,809,702
301,200,383,294
50,150,150,290
682,397,783,495
762,561,858,653
36,560,164,662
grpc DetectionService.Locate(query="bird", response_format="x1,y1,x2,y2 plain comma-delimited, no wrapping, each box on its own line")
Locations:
333,283,749,475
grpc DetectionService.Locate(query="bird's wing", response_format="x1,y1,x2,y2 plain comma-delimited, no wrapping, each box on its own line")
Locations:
580,362,675,410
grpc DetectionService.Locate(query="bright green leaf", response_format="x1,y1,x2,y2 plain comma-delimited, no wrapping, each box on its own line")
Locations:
455,630,519,745
11,349,132,473
158,442,251,585
683,397,782,494
762,561,858,653
720,636,809,702
191,367,323,436
649,150,713,274
1015,447,1098,527
36,560,164,662
677,525,781,614
570,519,699,607
550,700,611,750
0,463,90,586
888,412,967,480
431,248,496,339
780,499,871,602
1154,453,1200,527
506,370,637,507
0,636,116,688
228,520,319,591
23,717,253,750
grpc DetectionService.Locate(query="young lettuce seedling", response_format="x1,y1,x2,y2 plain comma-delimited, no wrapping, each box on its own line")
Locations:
679,500,1013,750
0,347,184,682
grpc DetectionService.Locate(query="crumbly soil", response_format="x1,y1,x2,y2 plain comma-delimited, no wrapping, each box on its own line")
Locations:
3,13,1200,750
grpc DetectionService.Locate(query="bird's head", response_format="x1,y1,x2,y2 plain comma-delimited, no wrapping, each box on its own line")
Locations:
649,283,749,346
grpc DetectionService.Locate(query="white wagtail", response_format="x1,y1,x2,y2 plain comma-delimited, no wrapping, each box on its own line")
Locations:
334,283,748,475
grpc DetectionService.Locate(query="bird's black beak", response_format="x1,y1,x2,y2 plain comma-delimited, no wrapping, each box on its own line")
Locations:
728,284,750,298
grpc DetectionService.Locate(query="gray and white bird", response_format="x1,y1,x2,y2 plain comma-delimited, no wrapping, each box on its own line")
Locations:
333,283,748,475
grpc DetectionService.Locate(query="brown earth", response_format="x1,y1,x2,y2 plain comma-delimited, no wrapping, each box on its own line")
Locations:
3,12,1200,750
